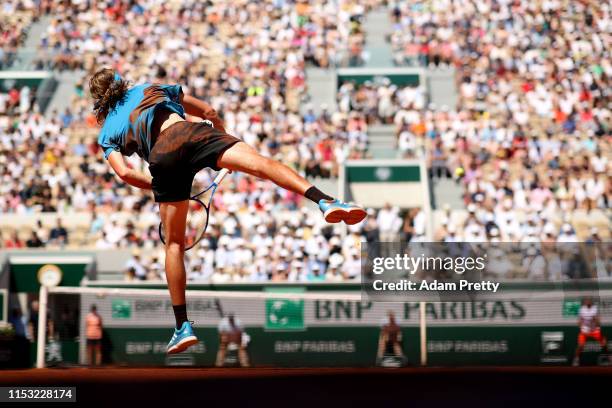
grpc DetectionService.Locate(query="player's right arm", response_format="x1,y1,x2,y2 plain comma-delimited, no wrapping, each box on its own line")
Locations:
107,151,152,190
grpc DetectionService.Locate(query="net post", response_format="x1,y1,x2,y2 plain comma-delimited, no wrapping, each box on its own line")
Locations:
419,301,427,366
36,285,48,369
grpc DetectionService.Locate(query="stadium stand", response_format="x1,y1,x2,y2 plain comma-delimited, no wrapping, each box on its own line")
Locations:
0,0,609,284
387,0,610,242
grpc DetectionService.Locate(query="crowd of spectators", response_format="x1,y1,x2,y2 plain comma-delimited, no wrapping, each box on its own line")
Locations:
0,0,40,68
337,78,427,124
34,0,380,71
120,212,371,282
0,218,68,249
38,0,387,178
1,0,385,217
116,202,423,283
386,0,610,244
0,1,609,282
0,0,389,282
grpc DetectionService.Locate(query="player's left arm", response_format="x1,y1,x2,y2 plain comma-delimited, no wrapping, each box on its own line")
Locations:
180,93,226,133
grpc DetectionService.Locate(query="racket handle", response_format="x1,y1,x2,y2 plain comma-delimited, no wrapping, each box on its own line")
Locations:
213,168,230,185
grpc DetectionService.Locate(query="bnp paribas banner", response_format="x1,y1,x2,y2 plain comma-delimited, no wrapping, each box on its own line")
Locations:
78,290,612,367
81,290,612,329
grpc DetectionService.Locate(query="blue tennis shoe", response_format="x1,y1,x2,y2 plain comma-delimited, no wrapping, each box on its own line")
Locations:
167,321,198,354
319,199,367,225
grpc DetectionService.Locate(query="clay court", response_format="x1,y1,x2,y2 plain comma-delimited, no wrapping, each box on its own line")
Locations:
2,367,611,405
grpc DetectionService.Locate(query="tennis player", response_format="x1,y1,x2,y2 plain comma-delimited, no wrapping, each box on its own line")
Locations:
90,68,366,354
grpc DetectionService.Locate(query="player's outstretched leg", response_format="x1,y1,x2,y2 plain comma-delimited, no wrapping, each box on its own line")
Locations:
217,141,366,225
159,201,199,354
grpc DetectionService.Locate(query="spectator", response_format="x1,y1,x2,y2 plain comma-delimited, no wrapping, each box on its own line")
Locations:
4,231,24,248
342,249,362,280
124,249,147,280
125,267,137,282
325,264,344,282
523,247,547,281
25,230,45,248
48,218,68,246
377,203,402,244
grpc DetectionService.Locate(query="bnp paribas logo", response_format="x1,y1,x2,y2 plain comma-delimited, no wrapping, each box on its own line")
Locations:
375,167,392,181
265,289,305,331
111,299,132,319
562,299,580,317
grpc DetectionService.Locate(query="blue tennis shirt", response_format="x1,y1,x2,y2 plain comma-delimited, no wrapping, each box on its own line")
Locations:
97,83,185,161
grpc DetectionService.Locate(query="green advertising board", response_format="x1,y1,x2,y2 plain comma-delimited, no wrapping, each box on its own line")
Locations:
342,159,428,210
265,288,305,331
94,325,607,367
0,71,52,92
346,164,421,183
0,71,58,113
337,67,424,87
562,299,581,317
77,290,612,367
112,299,132,319
9,255,93,293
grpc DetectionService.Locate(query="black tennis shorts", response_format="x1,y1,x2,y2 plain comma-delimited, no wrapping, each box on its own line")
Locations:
148,121,240,202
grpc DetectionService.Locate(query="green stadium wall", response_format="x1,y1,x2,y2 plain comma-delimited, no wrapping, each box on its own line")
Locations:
94,325,608,367
75,286,612,367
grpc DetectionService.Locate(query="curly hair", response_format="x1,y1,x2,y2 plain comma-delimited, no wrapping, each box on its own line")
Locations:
89,68,129,124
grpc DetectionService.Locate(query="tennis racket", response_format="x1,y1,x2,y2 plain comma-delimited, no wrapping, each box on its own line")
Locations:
159,168,229,251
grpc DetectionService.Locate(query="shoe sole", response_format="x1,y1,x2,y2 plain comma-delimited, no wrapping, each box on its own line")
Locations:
324,207,367,225
167,336,198,355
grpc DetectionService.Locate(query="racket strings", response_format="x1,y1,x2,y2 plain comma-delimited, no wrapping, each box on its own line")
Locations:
159,170,225,250
185,200,209,249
